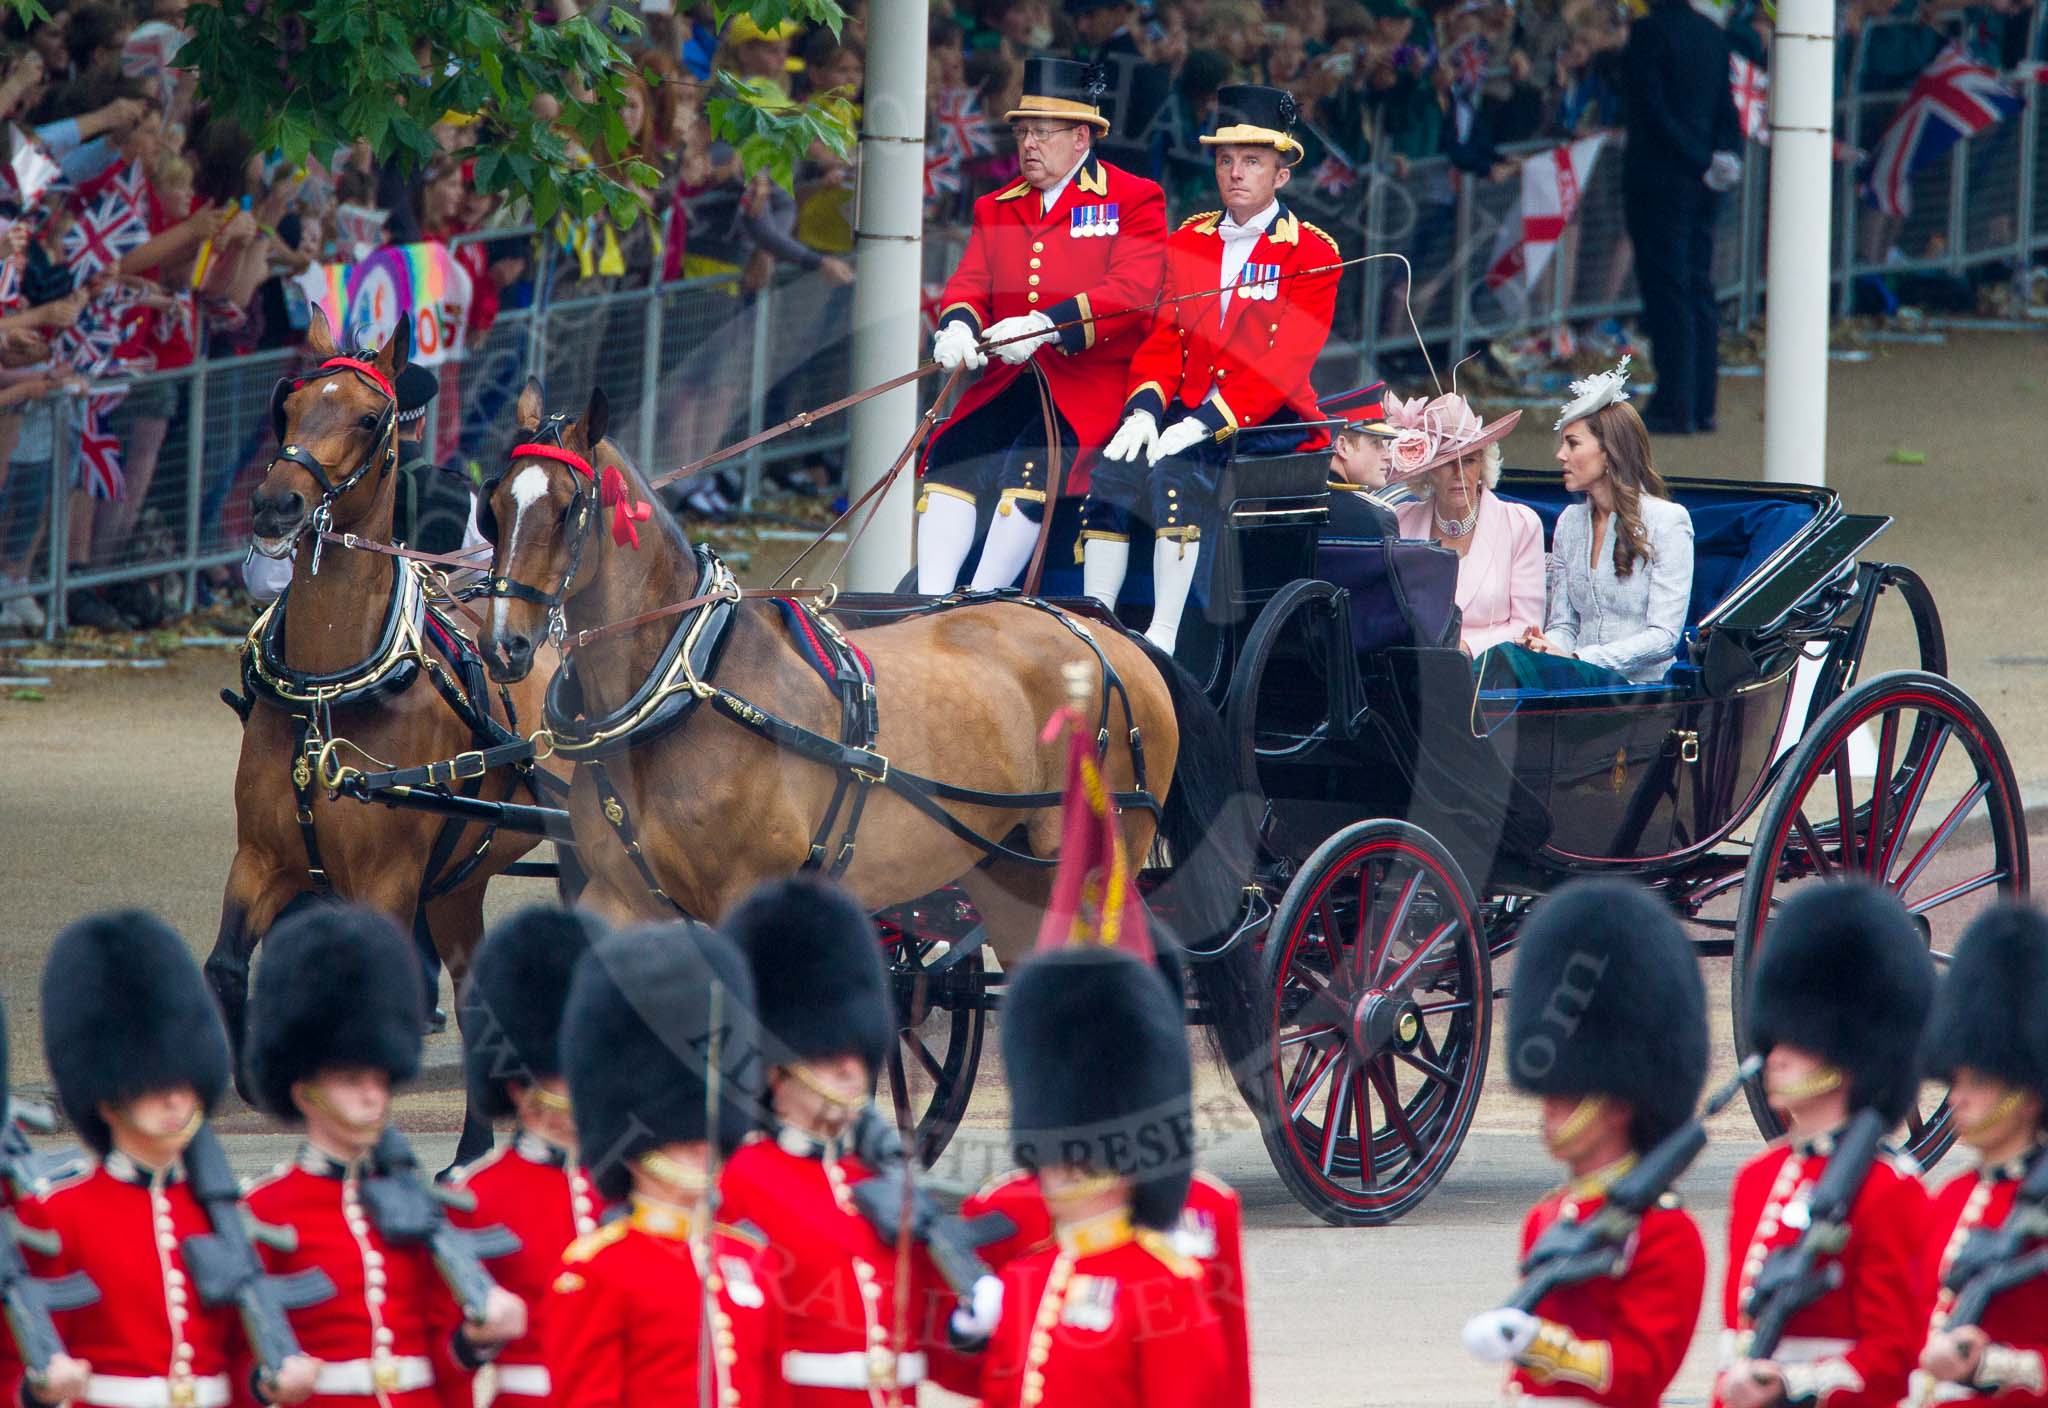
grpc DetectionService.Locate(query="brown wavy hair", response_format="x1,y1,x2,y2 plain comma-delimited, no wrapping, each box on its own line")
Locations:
1577,400,1670,579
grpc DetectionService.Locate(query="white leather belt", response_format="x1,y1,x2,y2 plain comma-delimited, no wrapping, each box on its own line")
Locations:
84,1374,232,1408
781,1349,928,1390
1719,1331,1856,1365
493,1364,553,1398
314,1356,435,1395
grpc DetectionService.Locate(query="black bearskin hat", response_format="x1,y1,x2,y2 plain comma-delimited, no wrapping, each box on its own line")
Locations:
460,905,606,1121
726,877,892,1075
246,904,423,1122
1922,903,2048,1097
1506,880,1708,1150
42,910,231,1155
561,922,764,1201
1004,946,1194,1230
1747,881,1934,1125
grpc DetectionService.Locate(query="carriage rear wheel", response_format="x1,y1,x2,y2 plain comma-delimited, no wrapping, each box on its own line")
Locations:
1731,670,2028,1169
1255,820,1492,1226
878,900,990,1167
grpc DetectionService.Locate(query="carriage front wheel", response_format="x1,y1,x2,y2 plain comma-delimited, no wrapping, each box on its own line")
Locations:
1255,819,1492,1226
1730,670,2029,1170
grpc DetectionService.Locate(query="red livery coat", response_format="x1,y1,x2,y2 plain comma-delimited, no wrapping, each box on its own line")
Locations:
243,1156,474,1408
541,1206,786,1408
931,151,1167,496
12,1159,249,1408
1912,1160,2048,1405
979,1221,1226,1408
962,1168,1251,1408
1504,1178,1707,1407
1715,1141,1930,1408
446,1136,603,1404
718,1135,963,1407
1121,204,1340,451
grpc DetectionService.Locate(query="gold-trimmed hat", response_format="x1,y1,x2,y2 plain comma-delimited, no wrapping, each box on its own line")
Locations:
1006,58,1113,132
1200,84,1305,164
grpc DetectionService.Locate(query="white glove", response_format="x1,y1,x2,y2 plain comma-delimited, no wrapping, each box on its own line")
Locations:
1147,415,1213,465
949,1274,1004,1340
1102,410,1159,463
1704,150,1742,193
932,320,987,371
985,311,1058,365
1461,1308,1539,1364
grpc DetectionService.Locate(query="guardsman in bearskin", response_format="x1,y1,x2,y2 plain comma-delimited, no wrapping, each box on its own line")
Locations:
1459,879,1709,1407
242,905,527,1408
978,943,1226,1408
717,877,960,1406
19,910,318,1408
1911,904,2048,1406
916,56,1168,596
444,906,606,1407
541,920,786,1408
1081,83,1341,652
1716,882,1935,1408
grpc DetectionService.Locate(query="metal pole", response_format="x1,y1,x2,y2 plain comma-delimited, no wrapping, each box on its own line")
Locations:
1736,140,1762,331
1450,175,1474,364
525,236,550,395
1763,0,1836,484
842,0,927,591
638,275,664,468
47,409,71,638
182,367,206,612
740,280,774,511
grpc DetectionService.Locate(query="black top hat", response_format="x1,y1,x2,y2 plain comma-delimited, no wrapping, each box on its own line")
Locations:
1922,903,2048,1099
1201,84,1305,163
1320,381,1399,439
1008,58,1113,132
1506,880,1709,1151
460,905,606,1122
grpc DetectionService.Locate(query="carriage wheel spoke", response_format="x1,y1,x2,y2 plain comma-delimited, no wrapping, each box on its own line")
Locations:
1320,1065,1355,1176
1315,895,1343,971
1832,745,1858,873
1878,725,1950,883
887,1051,912,1132
1279,1023,1338,1049
1384,918,1459,993
1866,711,1900,876
1413,999,1472,1016
1892,779,1990,899
1352,1076,1377,1190
1288,1046,1341,1121
1907,868,2005,917
1368,871,1423,986
1369,1062,1426,1158
1396,1046,1458,1089
906,1032,945,1083
1791,810,1836,879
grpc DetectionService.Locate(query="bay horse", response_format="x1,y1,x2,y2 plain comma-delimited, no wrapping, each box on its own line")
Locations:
213,312,553,1162
475,384,1267,1077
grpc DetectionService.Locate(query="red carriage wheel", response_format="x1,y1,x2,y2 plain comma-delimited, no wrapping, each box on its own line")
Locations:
1731,670,2029,1169
877,895,990,1167
1255,820,1491,1226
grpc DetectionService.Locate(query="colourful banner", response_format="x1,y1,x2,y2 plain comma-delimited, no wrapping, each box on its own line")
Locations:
292,242,474,366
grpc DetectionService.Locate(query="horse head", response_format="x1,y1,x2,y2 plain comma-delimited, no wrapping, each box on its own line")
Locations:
250,309,409,561
479,380,617,683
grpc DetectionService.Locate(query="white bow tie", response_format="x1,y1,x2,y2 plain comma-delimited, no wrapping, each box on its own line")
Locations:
1219,221,1267,244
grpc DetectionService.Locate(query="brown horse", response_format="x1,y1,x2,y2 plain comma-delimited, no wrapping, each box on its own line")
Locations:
475,385,1260,1008
212,314,553,1162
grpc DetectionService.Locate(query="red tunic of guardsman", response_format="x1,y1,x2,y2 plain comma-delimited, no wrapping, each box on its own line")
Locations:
915,56,1167,596
1082,84,1339,654
444,907,607,1406
14,911,314,1408
1910,905,2048,1407
539,915,787,1408
1459,881,1708,1408
716,880,961,1407
242,907,526,1408
1713,883,1934,1408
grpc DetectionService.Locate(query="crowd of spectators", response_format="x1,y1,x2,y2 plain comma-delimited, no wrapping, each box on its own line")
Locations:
0,0,2040,632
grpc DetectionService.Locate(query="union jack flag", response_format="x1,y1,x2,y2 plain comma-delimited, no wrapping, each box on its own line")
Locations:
924,143,962,201
62,177,152,280
1731,54,1768,142
1311,149,1357,198
54,288,147,378
78,390,127,501
933,87,995,159
0,248,20,315
1860,43,2023,218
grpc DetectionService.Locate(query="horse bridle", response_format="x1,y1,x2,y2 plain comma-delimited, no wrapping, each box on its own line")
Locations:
261,355,401,575
483,414,597,649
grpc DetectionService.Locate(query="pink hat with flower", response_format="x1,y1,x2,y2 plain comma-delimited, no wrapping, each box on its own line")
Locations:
1381,392,1522,481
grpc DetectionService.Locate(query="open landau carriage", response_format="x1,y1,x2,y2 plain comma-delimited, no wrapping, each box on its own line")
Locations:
860,439,2029,1226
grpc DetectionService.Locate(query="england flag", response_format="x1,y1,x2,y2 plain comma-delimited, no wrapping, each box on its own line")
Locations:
1860,43,2023,218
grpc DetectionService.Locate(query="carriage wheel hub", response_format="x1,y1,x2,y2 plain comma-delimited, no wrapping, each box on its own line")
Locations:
1351,991,1423,1056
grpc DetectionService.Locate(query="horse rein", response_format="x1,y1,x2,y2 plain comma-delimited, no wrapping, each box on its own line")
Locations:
260,355,401,575
481,415,598,648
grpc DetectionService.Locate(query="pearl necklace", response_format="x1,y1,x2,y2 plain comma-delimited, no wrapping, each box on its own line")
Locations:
1434,500,1480,538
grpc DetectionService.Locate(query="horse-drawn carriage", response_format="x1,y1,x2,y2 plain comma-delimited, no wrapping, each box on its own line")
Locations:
237,331,2025,1226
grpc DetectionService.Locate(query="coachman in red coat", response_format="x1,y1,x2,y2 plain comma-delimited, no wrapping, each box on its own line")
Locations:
916,57,1167,596
1911,905,2048,1406
1460,881,1709,1408
1082,84,1340,653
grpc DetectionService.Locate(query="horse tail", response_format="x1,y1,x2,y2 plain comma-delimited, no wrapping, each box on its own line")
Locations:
1134,640,1270,1109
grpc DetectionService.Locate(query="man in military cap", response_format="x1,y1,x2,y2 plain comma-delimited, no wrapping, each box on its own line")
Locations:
1083,84,1341,652
1460,879,1709,1407
1320,380,1403,539
1912,903,2048,1405
242,904,526,1408
1716,882,1934,1408
542,919,785,1407
918,56,1167,596
444,906,607,1408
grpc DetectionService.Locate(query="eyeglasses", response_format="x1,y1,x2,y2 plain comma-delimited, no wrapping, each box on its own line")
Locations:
1010,122,1082,145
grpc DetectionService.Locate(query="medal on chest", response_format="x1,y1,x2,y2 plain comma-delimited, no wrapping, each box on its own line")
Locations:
1070,203,1120,238
1060,1274,1119,1331
1235,261,1281,301
717,1254,765,1308
1170,1208,1217,1260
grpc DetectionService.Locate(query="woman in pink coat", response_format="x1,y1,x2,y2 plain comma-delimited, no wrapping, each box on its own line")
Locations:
1387,393,1543,657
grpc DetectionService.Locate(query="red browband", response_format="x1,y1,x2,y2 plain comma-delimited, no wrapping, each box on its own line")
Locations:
509,442,597,479
312,355,396,402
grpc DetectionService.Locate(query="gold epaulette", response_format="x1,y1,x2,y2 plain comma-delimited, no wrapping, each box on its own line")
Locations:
1135,1228,1201,1279
1179,210,1222,233
562,1219,629,1264
1300,220,1342,256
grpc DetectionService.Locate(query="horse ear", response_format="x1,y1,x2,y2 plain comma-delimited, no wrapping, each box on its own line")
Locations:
376,316,412,381
515,378,544,431
306,307,338,359
581,386,610,454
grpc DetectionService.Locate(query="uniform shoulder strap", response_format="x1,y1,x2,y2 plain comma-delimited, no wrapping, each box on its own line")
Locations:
1299,219,1342,257
1179,210,1222,233
1135,1227,1202,1279
714,1220,767,1250
562,1219,630,1264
